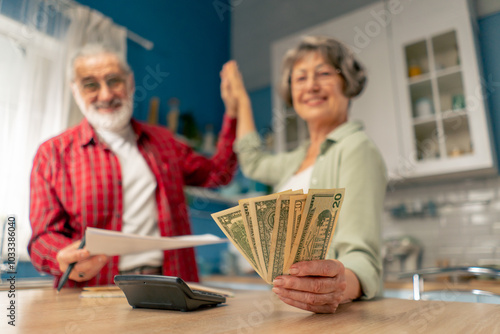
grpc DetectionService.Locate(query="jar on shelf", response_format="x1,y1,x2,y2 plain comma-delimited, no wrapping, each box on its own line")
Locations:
408,60,422,77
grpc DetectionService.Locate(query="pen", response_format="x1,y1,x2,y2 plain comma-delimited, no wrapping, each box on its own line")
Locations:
57,235,86,292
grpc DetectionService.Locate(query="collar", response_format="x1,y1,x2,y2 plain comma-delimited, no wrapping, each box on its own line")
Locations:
316,121,364,154
324,121,363,143
77,118,147,147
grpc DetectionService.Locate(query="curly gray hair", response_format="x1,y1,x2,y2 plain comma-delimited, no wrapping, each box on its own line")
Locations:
280,36,367,107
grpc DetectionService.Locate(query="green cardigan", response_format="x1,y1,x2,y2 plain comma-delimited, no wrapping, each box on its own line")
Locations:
234,121,387,299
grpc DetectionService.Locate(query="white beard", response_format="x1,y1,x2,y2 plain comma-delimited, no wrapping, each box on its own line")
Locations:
74,89,134,132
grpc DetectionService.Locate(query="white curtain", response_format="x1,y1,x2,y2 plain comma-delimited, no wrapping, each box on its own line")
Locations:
0,0,126,261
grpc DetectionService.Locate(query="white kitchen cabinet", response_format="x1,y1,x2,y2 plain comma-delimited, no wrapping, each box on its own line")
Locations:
389,0,496,179
271,2,402,180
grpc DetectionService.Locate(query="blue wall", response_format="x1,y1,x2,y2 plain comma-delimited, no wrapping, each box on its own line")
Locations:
76,0,231,134
478,12,500,166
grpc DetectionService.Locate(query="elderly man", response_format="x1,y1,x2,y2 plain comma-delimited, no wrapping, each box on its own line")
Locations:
28,44,238,288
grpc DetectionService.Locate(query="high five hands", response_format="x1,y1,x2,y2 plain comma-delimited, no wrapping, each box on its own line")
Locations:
220,60,249,119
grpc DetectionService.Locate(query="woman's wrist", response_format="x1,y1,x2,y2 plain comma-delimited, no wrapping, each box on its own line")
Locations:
342,268,362,302
237,94,251,108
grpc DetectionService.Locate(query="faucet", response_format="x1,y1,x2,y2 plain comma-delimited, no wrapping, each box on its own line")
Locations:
399,266,500,301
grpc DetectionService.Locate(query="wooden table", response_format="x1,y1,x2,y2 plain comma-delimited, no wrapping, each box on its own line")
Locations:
1,288,499,333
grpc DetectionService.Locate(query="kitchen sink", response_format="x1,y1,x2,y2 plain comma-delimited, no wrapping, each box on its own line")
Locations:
392,266,500,304
384,288,500,304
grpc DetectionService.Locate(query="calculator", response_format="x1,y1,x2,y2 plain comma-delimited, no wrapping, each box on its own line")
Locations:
114,275,226,312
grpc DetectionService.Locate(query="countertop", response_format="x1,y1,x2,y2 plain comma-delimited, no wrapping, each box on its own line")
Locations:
1,288,499,333
203,274,500,295
4,274,499,295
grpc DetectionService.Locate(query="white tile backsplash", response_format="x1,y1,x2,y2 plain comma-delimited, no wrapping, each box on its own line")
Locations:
462,225,492,236
438,247,465,255
472,235,500,247
438,214,469,227
459,202,489,213
468,189,496,202
470,213,492,225
492,222,500,234
465,246,495,255
383,175,500,271
445,190,468,203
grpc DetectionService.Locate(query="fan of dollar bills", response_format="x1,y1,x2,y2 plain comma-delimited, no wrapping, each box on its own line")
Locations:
211,188,345,284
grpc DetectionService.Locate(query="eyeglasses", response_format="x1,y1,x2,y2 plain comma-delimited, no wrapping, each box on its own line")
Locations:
78,75,126,96
290,68,341,91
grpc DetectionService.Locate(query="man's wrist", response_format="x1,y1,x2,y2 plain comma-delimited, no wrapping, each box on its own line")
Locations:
225,108,238,119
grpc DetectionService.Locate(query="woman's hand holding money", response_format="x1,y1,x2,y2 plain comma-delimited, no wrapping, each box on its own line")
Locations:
271,259,361,314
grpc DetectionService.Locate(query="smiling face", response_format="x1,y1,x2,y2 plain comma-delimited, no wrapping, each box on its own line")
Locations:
290,52,349,128
72,52,134,131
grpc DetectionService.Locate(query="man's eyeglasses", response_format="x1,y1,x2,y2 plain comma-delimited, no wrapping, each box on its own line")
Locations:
79,75,126,96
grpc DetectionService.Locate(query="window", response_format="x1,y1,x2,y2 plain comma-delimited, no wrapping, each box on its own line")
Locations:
0,3,68,282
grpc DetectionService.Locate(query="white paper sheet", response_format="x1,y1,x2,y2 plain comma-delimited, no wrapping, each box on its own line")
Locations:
85,227,227,256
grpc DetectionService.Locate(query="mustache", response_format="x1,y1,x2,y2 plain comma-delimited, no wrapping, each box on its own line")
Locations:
93,98,123,109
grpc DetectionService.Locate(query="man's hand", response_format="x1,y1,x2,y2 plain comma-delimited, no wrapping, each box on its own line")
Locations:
56,240,108,282
220,60,250,119
272,260,360,314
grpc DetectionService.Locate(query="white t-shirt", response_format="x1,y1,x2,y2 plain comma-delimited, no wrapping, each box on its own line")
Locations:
275,165,314,193
97,126,163,271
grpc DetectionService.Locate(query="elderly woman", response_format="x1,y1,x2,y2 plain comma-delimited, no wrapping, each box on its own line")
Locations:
220,36,387,313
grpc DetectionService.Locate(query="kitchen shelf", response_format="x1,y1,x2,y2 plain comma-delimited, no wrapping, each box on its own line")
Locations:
435,65,461,78
408,73,432,85
413,114,437,126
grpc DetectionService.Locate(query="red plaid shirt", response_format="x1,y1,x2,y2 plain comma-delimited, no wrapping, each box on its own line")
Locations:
29,115,237,288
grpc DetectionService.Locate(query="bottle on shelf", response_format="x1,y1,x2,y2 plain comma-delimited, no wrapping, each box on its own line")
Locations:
167,97,180,133
202,124,216,155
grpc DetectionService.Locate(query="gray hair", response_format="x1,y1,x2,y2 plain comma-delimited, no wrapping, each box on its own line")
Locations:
68,44,131,82
280,36,367,107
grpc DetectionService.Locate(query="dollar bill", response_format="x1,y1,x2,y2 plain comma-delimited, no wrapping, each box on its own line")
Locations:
267,191,304,283
285,189,345,272
283,194,307,271
211,206,264,280
238,200,263,275
247,193,279,278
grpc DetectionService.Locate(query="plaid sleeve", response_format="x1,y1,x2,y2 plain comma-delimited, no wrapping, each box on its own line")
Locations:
28,145,73,277
181,114,238,187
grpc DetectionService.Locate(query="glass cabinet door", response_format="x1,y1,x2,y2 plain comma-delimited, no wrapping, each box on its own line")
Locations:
404,30,472,162
283,107,308,152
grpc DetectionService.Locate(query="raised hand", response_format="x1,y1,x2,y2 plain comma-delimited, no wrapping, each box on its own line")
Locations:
220,60,256,137
220,60,250,118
